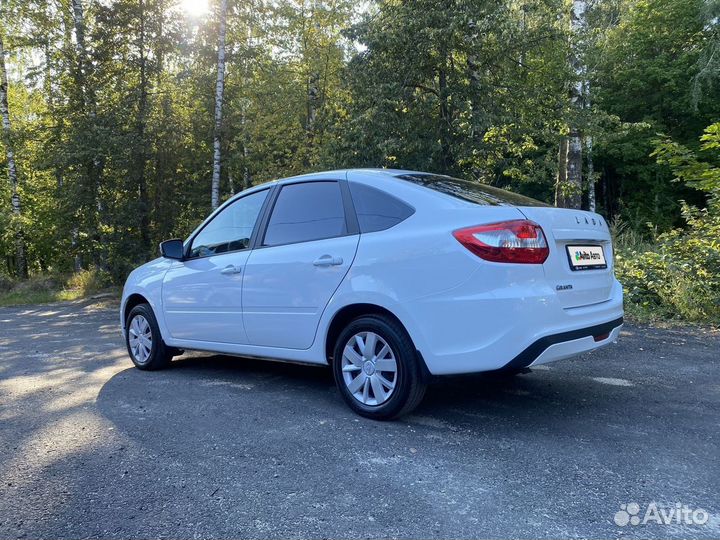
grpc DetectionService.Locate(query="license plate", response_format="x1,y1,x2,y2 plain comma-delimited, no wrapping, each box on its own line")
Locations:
566,245,607,270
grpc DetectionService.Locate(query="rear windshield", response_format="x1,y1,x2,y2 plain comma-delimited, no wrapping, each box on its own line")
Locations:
396,173,549,207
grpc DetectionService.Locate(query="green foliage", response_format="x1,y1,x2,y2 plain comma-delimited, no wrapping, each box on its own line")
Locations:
591,0,720,228
615,200,720,323
652,122,720,193
327,0,569,199
616,123,720,324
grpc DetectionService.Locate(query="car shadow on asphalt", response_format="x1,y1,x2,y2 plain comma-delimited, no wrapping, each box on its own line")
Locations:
96,351,628,445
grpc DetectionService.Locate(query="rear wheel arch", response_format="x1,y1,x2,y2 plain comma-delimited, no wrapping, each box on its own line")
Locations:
325,303,427,376
326,304,399,361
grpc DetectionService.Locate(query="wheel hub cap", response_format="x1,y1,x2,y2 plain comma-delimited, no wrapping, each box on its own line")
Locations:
128,314,152,364
362,361,376,376
341,331,398,406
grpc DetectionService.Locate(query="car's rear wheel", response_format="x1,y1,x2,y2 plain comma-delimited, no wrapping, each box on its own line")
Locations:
125,303,173,370
332,315,426,420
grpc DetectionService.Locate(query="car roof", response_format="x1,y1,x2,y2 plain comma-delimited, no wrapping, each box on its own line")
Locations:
276,168,429,183
221,169,358,204
220,168,543,217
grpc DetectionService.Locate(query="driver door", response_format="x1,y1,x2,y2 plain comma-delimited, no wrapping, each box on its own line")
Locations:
161,188,270,344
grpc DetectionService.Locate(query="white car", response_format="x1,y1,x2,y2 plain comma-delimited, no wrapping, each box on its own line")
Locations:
121,169,623,419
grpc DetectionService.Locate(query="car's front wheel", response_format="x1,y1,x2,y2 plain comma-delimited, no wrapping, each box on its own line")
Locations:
125,303,173,370
332,315,427,420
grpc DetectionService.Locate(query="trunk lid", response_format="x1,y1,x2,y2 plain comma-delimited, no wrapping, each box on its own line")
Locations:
517,207,614,309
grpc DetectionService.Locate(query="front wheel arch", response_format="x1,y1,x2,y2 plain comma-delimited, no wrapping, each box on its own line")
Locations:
125,302,173,370
123,293,150,331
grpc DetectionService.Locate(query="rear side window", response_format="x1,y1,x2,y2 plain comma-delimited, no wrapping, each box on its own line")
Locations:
263,181,347,246
349,182,414,233
397,173,548,207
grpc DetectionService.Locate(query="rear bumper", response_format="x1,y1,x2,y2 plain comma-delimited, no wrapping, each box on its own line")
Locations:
405,276,624,375
506,316,623,370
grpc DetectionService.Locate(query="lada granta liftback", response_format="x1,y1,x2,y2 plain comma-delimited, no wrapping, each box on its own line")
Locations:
121,169,623,419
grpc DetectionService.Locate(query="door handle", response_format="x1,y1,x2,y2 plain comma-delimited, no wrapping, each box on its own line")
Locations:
313,255,343,267
220,264,242,275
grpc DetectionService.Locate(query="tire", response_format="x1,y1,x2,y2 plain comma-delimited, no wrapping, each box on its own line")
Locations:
125,303,173,371
332,315,427,420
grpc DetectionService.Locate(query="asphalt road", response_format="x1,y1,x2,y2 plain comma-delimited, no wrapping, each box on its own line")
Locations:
0,299,718,539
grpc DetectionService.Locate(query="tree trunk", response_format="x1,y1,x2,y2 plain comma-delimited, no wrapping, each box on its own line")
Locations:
0,34,28,278
556,0,586,209
211,0,228,211
584,78,595,211
136,0,150,251
305,71,319,162
71,0,90,109
566,127,582,208
586,135,595,212
241,4,252,190
241,103,251,189
242,139,251,190
71,0,104,268
438,65,452,171
64,3,81,271
555,137,568,207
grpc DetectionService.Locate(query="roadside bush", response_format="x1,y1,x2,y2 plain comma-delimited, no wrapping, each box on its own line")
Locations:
0,274,64,306
0,273,14,292
615,199,720,323
65,268,113,296
13,274,62,294
0,268,115,307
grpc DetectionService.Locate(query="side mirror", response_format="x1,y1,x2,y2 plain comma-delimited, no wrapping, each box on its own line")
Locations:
159,239,185,260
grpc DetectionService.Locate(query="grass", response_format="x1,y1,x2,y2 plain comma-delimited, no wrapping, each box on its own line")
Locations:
0,270,119,307
0,288,83,307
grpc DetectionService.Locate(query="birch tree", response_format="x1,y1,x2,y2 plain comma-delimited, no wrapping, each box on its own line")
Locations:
211,0,228,211
0,31,27,278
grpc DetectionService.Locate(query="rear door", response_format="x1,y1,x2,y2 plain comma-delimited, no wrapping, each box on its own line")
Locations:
518,207,614,308
242,180,359,349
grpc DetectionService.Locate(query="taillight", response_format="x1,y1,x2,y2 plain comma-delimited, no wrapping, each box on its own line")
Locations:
453,220,549,264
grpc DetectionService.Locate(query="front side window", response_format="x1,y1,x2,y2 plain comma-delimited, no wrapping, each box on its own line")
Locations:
263,181,347,246
189,189,268,258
